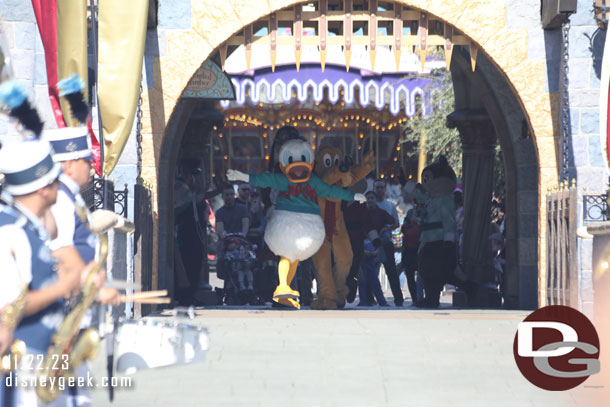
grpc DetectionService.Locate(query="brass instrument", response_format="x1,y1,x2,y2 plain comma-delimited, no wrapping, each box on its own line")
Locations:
0,286,28,374
36,198,107,403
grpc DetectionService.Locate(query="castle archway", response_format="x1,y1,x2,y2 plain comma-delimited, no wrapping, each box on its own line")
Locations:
146,1,557,309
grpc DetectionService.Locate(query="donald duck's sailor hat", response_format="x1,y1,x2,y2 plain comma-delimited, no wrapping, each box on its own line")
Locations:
0,139,61,196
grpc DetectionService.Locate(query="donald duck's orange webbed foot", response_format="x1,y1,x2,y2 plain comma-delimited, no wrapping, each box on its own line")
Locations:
274,297,301,309
274,258,300,300
273,286,300,300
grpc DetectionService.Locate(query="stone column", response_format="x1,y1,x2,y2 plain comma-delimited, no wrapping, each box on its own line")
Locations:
447,110,500,305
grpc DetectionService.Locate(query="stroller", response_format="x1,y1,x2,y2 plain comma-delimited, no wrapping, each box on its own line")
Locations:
217,234,257,305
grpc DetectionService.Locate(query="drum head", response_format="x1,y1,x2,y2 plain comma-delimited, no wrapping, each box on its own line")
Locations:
114,319,209,373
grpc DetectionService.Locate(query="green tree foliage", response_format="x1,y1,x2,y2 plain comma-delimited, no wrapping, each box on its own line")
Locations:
400,64,506,203
400,68,462,177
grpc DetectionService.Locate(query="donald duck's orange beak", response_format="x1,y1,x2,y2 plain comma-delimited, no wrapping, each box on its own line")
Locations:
281,162,313,183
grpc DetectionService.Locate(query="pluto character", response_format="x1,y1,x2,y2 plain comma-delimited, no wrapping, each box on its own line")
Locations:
310,146,374,310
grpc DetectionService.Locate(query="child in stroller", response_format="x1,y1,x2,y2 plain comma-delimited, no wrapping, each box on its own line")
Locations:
220,234,257,302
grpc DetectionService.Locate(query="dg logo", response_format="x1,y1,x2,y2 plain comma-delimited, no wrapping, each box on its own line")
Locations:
513,305,600,391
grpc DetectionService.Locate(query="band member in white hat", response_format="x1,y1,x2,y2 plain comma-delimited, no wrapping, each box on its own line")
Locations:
44,75,121,407
45,126,97,262
44,75,120,306
0,139,84,407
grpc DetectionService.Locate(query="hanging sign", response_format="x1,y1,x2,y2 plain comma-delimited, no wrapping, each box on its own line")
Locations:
183,60,235,99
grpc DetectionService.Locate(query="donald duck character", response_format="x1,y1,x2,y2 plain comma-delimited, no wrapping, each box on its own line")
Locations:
228,139,366,309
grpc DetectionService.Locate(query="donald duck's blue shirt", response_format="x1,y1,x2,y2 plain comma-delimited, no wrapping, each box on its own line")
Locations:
250,172,354,215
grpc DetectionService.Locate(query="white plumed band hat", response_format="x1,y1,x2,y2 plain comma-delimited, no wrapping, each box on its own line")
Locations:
0,139,61,196
43,126,92,162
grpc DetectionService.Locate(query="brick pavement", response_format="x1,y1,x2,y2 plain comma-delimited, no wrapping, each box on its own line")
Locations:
88,308,604,406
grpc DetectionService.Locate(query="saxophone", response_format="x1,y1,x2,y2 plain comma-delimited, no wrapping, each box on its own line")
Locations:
36,198,107,403
0,286,28,374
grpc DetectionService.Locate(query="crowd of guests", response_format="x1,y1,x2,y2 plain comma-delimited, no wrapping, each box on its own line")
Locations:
175,158,504,307
174,163,506,308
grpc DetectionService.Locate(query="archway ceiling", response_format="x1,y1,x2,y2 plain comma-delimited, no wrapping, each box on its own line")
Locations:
219,0,478,74
224,43,446,75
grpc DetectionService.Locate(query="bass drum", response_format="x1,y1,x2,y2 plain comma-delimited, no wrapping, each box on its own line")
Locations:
114,319,209,374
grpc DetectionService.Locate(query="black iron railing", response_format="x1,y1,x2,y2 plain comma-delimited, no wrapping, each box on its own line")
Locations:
93,178,114,211
82,178,129,217
113,184,129,218
583,194,607,224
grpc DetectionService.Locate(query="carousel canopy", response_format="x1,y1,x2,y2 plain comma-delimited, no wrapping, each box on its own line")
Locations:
220,44,445,117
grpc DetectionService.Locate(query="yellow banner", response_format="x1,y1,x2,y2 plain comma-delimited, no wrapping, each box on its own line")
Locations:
57,0,88,126
98,0,148,176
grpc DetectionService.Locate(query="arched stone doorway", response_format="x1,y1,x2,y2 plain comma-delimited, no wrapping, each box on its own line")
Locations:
448,49,540,309
146,0,558,309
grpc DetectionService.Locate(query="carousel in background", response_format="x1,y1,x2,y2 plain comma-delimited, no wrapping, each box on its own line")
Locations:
210,27,447,182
